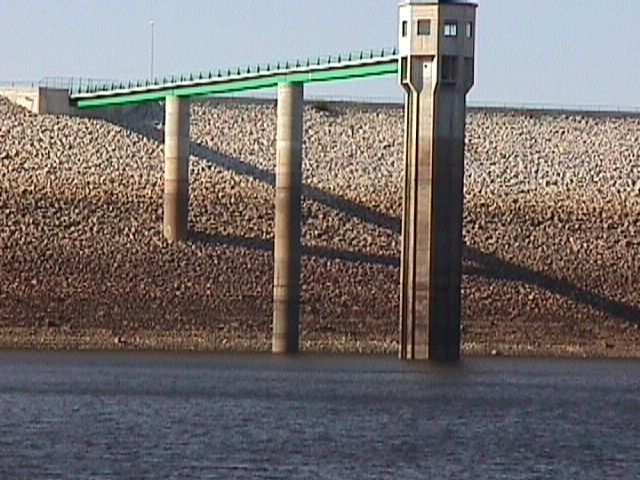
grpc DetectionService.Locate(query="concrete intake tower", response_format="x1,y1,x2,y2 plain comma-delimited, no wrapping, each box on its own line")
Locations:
398,0,477,361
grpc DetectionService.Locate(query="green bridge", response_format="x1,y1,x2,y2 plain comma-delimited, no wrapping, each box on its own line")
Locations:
70,47,399,109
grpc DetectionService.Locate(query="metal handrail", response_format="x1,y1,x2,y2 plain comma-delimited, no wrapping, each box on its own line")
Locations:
69,47,399,95
0,77,118,92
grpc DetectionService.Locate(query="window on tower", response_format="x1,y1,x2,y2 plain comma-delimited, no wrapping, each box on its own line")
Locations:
402,20,408,37
465,21,474,38
444,21,458,37
417,19,431,36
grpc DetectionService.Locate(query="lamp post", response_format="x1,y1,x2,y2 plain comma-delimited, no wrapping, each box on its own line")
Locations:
149,20,155,80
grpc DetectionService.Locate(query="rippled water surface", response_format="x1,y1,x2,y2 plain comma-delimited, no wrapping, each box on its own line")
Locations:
1,352,639,479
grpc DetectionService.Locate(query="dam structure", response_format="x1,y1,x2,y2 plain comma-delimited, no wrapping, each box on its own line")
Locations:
0,0,476,361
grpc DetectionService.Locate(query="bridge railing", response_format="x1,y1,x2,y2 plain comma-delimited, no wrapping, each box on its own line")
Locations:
70,47,399,96
0,77,119,92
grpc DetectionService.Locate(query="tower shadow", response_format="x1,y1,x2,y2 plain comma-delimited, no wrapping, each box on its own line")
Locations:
462,246,640,325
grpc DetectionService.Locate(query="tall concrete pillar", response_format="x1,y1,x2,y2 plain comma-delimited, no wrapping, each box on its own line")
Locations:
163,95,190,242
272,82,304,354
398,1,476,361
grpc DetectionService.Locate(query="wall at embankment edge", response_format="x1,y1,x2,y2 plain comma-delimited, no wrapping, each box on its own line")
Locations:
0,87,70,115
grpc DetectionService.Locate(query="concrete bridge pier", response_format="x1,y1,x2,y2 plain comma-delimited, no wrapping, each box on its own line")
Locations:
163,95,191,242
272,82,304,354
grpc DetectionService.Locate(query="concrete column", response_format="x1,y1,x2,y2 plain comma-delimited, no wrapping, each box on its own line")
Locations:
398,2,476,361
163,95,190,242
272,82,303,354
399,57,470,362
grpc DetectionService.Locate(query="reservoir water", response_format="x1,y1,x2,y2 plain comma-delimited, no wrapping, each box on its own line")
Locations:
1,352,638,479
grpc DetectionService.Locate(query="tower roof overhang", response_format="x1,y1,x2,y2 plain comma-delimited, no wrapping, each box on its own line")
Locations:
398,0,477,6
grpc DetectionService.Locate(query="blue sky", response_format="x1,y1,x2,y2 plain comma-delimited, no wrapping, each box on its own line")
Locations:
1,0,639,107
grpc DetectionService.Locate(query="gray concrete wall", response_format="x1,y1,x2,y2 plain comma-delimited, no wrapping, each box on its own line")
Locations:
39,88,72,115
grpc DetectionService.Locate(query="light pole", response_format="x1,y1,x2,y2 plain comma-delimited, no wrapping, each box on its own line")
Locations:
149,20,155,80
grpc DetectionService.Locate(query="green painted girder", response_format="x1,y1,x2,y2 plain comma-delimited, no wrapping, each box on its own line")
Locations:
71,58,399,110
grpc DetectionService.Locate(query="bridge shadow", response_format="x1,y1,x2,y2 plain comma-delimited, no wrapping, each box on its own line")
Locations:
190,231,398,267
191,229,640,326
94,103,400,234
96,105,640,328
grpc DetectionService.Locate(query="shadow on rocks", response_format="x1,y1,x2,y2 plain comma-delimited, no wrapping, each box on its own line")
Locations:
189,231,398,267
96,105,640,328
94,104,400,234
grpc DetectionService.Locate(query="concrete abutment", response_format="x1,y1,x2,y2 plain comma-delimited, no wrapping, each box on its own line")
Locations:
0,87,71,115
